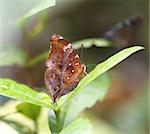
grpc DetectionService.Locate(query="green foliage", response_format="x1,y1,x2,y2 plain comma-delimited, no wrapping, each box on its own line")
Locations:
0,79,53,109
58,73,110,129
59,118,92,134
0,45,26,66
48,110,92,134
73,38,111,49
17,0,56,26
27,11,48,39
72,46,144,92
56,46,144,108
48,109,58,133
0,46,144,134
16,102,41,120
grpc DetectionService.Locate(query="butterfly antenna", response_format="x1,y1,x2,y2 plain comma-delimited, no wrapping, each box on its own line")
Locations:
80,44,84,63
80,44,88,75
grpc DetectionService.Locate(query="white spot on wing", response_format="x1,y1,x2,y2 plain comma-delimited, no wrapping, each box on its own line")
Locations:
67,43,72,48
59,36,63,39
63,43,72,52
71,70,75,73
51,34,64,39
75,63,79,66
75,54,79,59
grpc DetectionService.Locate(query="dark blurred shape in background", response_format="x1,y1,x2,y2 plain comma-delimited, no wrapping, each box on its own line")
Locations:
104,15,142,48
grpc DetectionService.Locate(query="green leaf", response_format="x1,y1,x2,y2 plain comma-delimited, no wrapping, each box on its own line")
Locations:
76,46,144,91
58,46,144,107
48,109,58,133
16,102,41,120
86,64,97,72
0,79,54,109
73,38,111,49
59,118,92,134
57,46,144,128
58,73,110,128
28,11,48,39
0,45,26,66
17,0,56,25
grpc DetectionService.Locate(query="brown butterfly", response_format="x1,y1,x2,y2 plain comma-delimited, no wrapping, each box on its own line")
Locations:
44,34,86,102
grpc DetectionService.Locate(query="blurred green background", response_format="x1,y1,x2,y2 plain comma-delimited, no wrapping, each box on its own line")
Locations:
0,0,149,134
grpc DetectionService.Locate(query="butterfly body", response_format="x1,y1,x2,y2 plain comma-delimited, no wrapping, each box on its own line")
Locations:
44,34,85,102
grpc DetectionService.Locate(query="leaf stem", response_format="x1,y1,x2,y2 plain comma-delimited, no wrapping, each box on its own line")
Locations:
34,119,38,134
54,102,62,133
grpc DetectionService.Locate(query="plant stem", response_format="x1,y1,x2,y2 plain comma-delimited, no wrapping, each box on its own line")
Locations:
34,119,38,134
54,108,61,133
53,102,62,133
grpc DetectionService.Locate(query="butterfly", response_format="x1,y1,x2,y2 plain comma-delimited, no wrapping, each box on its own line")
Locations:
44,34,86,102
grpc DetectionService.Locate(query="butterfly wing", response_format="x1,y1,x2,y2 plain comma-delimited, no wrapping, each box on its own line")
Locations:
44,34,85,102
44,34,65,101
54,46,85,100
